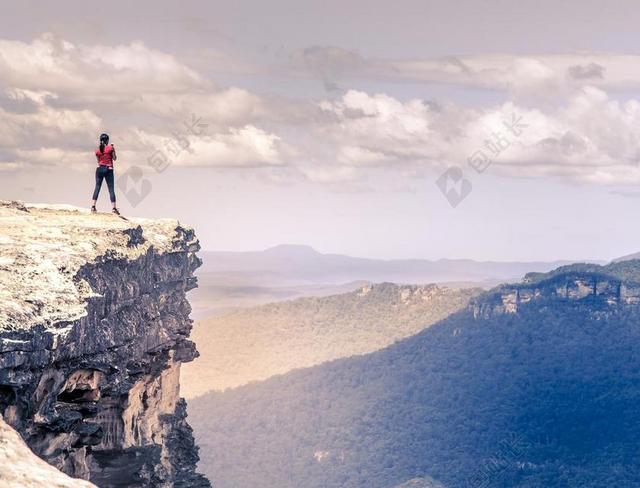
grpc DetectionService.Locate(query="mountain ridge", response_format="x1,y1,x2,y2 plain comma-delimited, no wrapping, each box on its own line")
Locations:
208,243,595,265
197,245,592,288
182,282,481,397
189,258,640,487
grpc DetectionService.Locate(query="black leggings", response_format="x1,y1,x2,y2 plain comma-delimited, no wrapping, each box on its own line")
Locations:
92,166,116,202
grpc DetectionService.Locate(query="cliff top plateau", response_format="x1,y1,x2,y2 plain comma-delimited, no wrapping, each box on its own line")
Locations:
0,201,198,333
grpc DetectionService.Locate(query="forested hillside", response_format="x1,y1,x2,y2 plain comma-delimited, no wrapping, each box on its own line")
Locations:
189,260,640,488
182,283,479,396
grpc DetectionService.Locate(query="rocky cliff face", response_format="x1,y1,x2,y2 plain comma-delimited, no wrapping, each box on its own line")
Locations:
0,416,98,488
0,202,210,487
471,263,640,319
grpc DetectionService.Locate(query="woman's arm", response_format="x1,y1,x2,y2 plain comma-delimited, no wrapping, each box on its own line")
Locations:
112,145,117,161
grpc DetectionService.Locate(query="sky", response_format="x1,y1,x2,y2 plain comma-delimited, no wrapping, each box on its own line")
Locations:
1,0,640,261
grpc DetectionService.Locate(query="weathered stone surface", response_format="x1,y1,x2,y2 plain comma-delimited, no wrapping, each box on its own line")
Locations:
472,269,640,319
0,415,97,487
0,202,210,487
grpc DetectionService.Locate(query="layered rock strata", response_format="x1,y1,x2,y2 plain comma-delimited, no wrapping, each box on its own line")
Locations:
0,202,210,487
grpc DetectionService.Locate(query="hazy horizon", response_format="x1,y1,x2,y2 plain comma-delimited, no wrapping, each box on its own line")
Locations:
198,243,609,264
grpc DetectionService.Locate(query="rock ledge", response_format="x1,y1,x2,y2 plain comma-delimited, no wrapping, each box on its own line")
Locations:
0,201,210,487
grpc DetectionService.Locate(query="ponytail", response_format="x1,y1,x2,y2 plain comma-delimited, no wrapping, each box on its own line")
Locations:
99,133,109,154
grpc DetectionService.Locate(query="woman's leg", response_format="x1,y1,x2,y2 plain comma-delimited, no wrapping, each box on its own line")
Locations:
92,167,105,204
105,168,117,208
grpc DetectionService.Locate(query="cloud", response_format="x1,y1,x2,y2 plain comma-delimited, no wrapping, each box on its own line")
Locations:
318,90,434,160
567,62,605,80
0,33,203,99
286,47,640,97
313,87,640,185
0,88,102,152
0,34,273,129
2,34,640,188
0,34,288,171
133,125,286,168
179,125,285,167
12,147,89,170
492,87,640,178
128,88,267,129
289,46,365,91
0,162,22,172
337,146,392,166
300,165,359,184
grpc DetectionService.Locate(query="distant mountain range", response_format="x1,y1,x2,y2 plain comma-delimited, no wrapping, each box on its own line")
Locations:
189,245,593,317
197,244,585,286
612,251,640,262
181,283,480,397
188,259,640,488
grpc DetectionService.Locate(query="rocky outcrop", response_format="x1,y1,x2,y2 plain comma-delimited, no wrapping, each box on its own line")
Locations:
471,265,640,319
0,416,97,487
0,202,210,487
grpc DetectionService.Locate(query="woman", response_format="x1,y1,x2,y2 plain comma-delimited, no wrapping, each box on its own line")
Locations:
91,133,120,215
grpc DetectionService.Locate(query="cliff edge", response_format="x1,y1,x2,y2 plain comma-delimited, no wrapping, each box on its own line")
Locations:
0,201,210,487
471,260,640,319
